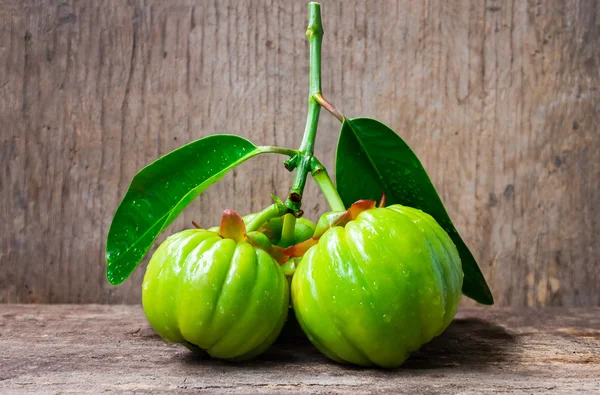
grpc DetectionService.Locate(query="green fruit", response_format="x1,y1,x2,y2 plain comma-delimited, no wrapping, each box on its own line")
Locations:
260,217,315,246
142,227,289,361
291,204,463,368
292,219,315,244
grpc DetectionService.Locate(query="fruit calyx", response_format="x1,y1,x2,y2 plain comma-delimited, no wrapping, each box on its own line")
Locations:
219,209,247,242
284,199,377,258
216,209,289,264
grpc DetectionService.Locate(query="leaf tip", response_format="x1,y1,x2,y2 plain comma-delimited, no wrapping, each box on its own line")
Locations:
105,268,122,286
480,290,495,305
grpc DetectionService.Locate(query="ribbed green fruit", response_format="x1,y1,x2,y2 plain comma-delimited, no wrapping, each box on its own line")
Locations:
142,229,289,361
292,204,463,368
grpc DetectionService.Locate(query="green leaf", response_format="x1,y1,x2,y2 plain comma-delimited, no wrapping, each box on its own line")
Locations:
335,118,494,305
106,134,262,285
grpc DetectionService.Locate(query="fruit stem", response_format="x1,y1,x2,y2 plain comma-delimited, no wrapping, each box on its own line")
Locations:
284,2,324,216
279,213,297,247
245,202,287,233
311,158,345,211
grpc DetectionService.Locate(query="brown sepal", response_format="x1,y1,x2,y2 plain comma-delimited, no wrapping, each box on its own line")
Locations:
284,238,319,258
219,209,246,242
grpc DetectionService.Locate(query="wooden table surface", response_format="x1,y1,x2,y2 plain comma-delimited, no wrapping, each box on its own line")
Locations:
1,305,599,394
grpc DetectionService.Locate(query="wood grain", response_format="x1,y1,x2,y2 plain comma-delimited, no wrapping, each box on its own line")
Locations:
1,305,599,393
0,1,598,304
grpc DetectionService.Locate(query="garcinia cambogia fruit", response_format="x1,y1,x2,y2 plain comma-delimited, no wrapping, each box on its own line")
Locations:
287,201,463,368
142,209,289,361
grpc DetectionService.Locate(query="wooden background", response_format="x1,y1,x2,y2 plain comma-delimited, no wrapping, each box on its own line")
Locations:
0,0,598,306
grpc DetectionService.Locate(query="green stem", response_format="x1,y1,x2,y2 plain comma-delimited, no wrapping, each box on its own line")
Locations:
298,3,323,154
312,167,345,212
285,2,324,215
280,213,297,247
259,146,299,157
314,93,345,123
245,202,287,233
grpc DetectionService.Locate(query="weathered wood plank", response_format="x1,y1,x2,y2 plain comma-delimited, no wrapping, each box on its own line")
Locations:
0,305,599,393
0,1,599,305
